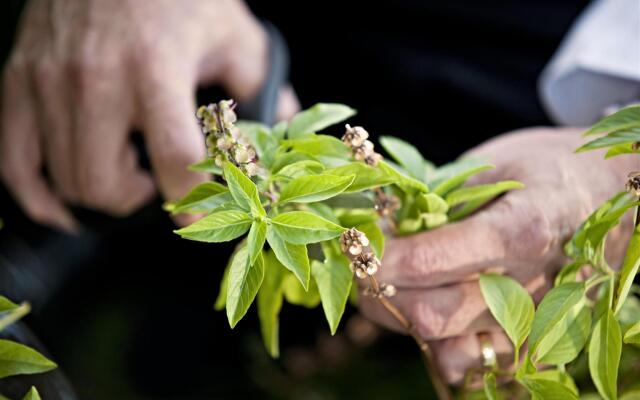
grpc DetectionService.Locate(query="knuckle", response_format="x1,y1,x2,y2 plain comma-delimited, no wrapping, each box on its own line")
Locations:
413,301,444,340
496,195,554,256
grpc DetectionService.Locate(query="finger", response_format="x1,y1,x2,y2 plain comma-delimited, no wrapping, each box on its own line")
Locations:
431,331,514,385
138,65,207,205
32,52,78,201
276,84,300,122
0,61,77,231
378,188,556,288
359,273,552,340
72,64,156,215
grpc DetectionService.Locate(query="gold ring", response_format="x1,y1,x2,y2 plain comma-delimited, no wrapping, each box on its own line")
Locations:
478,332,497,368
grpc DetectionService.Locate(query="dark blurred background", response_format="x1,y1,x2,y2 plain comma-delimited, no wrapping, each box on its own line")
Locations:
0,1,587,399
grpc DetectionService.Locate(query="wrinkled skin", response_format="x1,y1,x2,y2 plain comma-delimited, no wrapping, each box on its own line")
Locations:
360,127,640,384
0,0,298,231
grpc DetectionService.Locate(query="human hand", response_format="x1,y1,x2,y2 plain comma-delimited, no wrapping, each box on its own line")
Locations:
0,0,298,231
359,127,639,384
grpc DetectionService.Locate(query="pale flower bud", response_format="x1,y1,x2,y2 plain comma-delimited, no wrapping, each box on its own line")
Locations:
626,171,640,196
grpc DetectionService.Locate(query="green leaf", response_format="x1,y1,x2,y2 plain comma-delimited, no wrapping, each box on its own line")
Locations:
0,339,57,378
247,220,267,267
304,202,341,224
266,226,310,289
288,103,356,138
278,174,355,204
446,181,524,208
479,274,534,352
335,208,378,227
174,210,252,242
226,247,265,328
0,296,18,313
614,225,640,315
271,151,320,174
624,320,640,344
589,309,622,400
483,372,501,400
236,121,279,168
283,135,350,159
577,129,640,152
257,251,286,357
273,160,325,180
554,261,584,286
519,371,579,400
22,387,40,400
214,261,230,311
312,254,353,335
188,158,222,175
166,182,231,214
223,162,265,217
282,274,321,308
535,301,591,365
605,143,640,158
270,211,345,245
378,161,429,193
379,136,429,180
356,221,385,258
427,160,494,196
584,106,640,135
416,193,449,214
325,162,397,192
272,120,288,140
529,282,585,354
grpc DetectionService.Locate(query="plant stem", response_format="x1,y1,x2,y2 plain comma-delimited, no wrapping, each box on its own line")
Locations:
0,302,31,332
585,273,610,290
367,275,453,400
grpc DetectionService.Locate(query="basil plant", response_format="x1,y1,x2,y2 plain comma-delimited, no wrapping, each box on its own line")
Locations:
168,100,521,358
477,106,640,400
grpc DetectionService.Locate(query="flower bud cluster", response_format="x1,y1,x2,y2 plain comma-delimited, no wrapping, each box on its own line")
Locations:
342,124,382,166
196,99,259,176
340,228,381,279
626,171,640,196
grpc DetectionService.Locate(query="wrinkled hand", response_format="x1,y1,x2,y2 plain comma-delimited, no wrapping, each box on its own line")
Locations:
0,0,298,231
360,127,639,384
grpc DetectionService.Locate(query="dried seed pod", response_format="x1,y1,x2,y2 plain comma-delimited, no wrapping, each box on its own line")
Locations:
380,283,397,298
632,142,640,151
626,171,640,196
375,192,400,216
342,124,370,147
340,228,370,255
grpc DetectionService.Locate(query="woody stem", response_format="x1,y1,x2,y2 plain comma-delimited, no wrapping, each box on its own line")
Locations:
367,275,453,400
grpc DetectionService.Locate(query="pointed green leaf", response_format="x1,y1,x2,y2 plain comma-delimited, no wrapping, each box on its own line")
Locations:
614,225,640,315
266,226,310,289
554,261,584,286
529,282,585,354
378,161,429,193
535,301,591,365
188,158,222,175
273,160,325,180
21,387,41,400
416,193,449,214
605,143,640,158
226,247,265,328
278,174,355,204
284,135,351,159
312,254,353,335
483,372,500,400
584,106,640,135
257,251,286,357
223,162,265,217
379,136,430,180
272,120,288,140
446,181,524,208
271,211,345,244
271,151,320,174
282,273,321,308
166,182,231,214
519,371,578,400
479,274,534,351
288,103,356,138
589,309,622,400
0,296,18,313
0,339,57,378
624,321,640,344
214,261,230,311
174,210,252,242
326,162,397,192
577,129,640,152
335,208,378,227
428,160,494,196
247,220,267,266
236,121,279,167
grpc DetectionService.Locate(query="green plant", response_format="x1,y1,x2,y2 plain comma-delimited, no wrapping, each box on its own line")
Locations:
0,296,57,400
169,100,522,399
476,106,640,400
